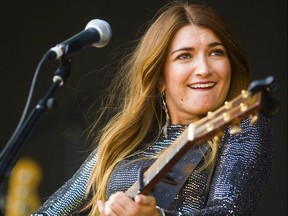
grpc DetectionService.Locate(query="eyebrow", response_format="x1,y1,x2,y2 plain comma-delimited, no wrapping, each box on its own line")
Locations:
171,47,193,55
171,42,224,55
209,42,224,47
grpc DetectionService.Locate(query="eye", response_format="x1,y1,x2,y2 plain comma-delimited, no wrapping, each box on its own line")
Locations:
176,52,192,60
210,49,225,56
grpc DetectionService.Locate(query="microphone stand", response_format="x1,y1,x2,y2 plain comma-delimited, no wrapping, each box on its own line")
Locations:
0,58,72,186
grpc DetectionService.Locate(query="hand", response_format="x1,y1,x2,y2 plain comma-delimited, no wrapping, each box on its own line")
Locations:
97,191,159,216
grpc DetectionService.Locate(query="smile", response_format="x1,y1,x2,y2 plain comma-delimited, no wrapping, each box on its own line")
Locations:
189,83,215,89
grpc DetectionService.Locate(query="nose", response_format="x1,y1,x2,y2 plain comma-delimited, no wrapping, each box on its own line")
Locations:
194,56,211,77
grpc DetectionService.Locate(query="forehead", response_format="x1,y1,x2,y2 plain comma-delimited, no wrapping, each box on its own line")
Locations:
169,24,221,49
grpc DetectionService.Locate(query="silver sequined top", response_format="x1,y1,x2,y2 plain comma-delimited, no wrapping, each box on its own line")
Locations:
31,113,273,216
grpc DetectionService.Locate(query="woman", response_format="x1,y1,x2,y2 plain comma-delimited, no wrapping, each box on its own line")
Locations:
32,1,273,215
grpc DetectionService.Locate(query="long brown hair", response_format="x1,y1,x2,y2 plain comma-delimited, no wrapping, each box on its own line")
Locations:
84,1,250,214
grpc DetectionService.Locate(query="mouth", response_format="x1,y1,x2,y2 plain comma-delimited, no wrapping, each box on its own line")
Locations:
189,82,216,89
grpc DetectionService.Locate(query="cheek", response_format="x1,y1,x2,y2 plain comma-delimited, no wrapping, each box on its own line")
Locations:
221,72,231,101
163,70,181,91
218,61,231,85
213,61,231,99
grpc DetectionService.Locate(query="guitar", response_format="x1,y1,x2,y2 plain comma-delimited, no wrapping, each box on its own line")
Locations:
125,76,279,198
5,157,42,216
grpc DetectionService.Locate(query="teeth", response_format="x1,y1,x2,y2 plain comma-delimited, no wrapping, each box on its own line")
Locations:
190,83,215,88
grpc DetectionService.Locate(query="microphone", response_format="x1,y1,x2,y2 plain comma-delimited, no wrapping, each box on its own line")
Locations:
44,19,112,60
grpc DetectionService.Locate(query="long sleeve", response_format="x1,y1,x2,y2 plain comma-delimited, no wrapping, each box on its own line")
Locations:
31,114,274,216
163,113,274,215
31,151,97,216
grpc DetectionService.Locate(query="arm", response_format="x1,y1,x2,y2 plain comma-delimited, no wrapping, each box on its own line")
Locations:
31,151,98,216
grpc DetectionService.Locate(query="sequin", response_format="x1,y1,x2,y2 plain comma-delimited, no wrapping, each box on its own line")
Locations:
32,113,273,216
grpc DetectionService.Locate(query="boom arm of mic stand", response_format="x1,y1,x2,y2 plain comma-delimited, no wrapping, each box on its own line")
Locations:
0,58,72,186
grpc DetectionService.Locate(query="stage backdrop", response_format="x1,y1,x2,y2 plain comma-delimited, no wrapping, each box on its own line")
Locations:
0,0,286,215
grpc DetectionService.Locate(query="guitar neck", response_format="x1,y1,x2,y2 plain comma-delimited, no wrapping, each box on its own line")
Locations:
126,90,263,197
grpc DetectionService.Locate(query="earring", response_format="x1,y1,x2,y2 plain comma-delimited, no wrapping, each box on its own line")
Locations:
161,92,169,138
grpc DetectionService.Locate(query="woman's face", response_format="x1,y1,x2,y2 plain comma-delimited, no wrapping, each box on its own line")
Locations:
161,24,231,124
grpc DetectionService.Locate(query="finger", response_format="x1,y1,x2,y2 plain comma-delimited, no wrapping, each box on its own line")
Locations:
105,192,133,215
134,194,156,206
109,192,133,210
97,200,105,216
104,200,120,216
